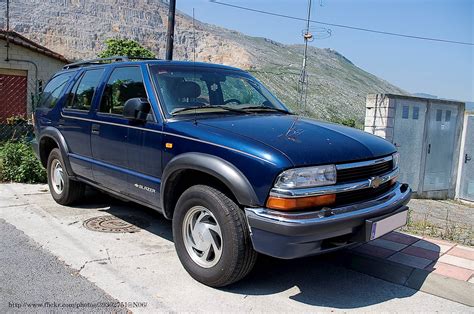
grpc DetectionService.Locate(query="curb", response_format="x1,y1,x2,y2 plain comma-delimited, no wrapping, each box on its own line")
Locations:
337,251,474,307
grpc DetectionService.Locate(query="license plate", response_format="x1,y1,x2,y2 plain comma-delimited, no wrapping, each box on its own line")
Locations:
368,210,408,241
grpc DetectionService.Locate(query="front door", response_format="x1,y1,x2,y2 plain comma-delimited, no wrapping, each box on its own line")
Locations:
459,115,474,201
91,65,162,202
423,103,459,191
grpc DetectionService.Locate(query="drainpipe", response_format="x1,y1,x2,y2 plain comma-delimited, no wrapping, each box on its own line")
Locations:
5,0,10,61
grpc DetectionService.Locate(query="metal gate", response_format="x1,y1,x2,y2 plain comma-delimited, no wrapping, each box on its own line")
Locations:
423,103,459,191
459,115,474,201
392,99,427,192
0,73,27,122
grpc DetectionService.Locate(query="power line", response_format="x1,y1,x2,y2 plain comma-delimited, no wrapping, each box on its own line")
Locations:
209,1,474,46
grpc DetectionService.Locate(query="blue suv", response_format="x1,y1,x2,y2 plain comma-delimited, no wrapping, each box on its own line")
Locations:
33,57,411,287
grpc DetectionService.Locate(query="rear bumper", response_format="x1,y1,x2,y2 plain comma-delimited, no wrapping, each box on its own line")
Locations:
244,182,412,259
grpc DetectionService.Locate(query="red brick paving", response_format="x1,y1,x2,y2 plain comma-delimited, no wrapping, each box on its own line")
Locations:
351,231,474,283
382,231,419,245
426,261,474,281
447,247,474,261
353,243,395,259
402,245,441,260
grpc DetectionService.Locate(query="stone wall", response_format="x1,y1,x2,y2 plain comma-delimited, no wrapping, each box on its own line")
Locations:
364,94,395,142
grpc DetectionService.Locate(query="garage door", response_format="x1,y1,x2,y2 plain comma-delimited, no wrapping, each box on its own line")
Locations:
0,71,28,122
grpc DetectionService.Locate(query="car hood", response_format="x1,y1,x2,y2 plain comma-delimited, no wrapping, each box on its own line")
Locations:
198,114,396,166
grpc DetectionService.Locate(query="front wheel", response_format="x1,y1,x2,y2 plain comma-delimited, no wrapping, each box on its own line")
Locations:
172,185,257,287
47,148,85,205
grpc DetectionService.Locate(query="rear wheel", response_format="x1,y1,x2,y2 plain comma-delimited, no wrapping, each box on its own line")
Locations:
173,185,257,287
47,148,85,205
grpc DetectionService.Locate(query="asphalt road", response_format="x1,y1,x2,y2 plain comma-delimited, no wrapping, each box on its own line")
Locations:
0,219,128,313
0,183,471,313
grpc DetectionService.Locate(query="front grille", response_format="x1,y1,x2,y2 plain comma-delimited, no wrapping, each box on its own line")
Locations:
335,181,393,206
337,159,393,183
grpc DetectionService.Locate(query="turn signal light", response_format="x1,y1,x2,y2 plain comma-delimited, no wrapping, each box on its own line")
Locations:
266,194,336,211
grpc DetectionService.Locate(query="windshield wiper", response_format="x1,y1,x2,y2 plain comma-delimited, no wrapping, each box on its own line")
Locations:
239,105,294,115
171,105,246,115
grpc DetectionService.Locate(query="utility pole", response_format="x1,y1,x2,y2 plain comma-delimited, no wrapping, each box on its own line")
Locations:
298,0,313,112
165,0,177,60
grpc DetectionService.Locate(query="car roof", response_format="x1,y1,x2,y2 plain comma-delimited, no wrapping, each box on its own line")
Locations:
57,59,245,75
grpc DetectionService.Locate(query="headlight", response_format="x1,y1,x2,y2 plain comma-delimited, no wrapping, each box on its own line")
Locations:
274,165,337,189
392,152,400,169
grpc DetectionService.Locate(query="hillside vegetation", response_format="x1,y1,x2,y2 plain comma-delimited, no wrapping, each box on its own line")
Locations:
0,0,406,123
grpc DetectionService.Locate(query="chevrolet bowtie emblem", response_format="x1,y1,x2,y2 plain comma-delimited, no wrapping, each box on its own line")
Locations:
369,176,383,189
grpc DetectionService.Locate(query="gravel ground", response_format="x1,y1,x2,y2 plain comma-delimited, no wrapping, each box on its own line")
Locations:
402,199,473,246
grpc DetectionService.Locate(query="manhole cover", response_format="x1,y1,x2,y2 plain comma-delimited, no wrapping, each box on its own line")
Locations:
83,215,150,233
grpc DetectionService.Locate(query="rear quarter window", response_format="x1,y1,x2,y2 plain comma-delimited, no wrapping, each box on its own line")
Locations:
37,72,72,109
65,69,105,111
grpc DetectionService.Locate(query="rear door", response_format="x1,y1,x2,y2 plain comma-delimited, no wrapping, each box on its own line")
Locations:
60,68,105,179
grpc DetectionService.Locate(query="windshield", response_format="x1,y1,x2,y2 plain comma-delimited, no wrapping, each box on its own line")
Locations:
150,65,290,117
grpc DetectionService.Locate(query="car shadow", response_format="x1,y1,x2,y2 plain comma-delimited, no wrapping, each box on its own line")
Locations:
76,191,438,309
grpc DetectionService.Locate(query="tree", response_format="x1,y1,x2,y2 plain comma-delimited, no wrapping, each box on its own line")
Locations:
98,38,155,59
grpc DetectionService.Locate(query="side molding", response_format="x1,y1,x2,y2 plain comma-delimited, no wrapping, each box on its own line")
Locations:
39,127,74,176
160,153,259,218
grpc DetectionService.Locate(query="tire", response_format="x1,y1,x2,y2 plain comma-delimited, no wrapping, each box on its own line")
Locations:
172,185,257,287
47,148,85,205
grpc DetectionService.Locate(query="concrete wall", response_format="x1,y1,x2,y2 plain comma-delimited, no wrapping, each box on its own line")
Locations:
0,39,67,115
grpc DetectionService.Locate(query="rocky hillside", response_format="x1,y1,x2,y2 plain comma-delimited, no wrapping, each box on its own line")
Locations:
0,0,406,122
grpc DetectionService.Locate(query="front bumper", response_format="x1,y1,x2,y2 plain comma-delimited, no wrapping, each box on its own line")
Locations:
245,182,412,259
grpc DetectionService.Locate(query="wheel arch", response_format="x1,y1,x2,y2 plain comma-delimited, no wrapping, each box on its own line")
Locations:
38,127,74,176
160,153,259,219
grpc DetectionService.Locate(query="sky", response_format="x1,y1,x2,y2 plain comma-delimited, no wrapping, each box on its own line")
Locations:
176,0,473,102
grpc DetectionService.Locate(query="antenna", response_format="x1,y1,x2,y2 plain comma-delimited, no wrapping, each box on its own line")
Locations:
297,0,312,113
192,7,198,125
192,8,196,62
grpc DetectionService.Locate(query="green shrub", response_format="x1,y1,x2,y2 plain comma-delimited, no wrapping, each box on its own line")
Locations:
0,141,46,183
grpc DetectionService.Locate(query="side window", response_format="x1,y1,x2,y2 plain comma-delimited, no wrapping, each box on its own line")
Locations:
38,73,72,109
99,67,146,115
65,69,104,111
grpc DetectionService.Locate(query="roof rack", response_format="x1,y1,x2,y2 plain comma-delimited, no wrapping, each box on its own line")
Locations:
63,56,130,70
63,56,162,70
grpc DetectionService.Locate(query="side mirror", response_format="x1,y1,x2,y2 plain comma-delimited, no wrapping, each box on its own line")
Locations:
123,98,151,122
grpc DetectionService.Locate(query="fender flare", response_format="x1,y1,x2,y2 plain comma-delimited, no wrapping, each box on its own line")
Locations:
38,127,74,176
160,152,259,218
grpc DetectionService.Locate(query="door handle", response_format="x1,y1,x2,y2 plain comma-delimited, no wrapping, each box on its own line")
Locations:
427,144,431,154
466,154,472,164
91,124,100,135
